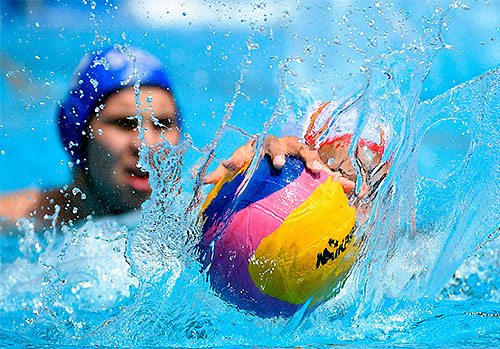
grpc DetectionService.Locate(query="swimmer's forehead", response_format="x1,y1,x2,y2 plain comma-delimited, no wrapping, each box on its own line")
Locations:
97,87,177,120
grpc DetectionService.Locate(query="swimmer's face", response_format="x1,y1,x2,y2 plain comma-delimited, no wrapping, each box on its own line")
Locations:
318,137,357,183
318,136,388,200
86,86,180,212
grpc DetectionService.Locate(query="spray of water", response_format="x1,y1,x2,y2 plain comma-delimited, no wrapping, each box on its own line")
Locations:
0,1,498,347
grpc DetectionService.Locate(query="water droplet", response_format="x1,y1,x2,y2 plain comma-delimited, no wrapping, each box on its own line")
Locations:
34,22,40,28
97,128,103,136
90,78,99,89
246,41,259,51
80,281,92,289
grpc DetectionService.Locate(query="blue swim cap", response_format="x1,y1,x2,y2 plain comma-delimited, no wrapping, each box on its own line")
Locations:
58,46,175,168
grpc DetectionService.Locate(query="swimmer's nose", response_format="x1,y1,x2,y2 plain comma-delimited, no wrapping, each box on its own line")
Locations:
143,128,163,147
128,128,162,154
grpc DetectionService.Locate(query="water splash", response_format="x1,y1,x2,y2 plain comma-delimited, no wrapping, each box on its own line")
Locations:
0,1,499,347
0,219,137,345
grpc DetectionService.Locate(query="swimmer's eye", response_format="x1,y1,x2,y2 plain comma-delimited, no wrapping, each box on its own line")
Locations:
109,116,139,131
154,117,177,131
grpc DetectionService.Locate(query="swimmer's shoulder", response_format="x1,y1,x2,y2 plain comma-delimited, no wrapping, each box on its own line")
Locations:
0,188,43,221
0,187,66,224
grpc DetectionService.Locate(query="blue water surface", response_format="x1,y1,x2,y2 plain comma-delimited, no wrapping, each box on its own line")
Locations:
0,0,499,347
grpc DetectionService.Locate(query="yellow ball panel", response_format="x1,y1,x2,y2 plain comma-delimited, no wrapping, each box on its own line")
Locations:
248,178,357,304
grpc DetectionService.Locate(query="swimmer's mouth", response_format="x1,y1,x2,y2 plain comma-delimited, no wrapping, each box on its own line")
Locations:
127,169,149,179
126,169,151,192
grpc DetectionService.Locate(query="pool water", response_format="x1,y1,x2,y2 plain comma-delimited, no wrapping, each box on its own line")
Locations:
0,1,499,347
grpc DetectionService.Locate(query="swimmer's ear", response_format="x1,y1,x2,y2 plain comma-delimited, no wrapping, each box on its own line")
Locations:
352,134,392,206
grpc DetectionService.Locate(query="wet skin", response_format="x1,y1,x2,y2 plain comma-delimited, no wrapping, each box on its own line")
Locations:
0,86,180,226
204,134,391,224
85,86,180,214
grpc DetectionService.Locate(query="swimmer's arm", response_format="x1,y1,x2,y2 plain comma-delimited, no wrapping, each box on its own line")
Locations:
0,188,42,224
0,188,79,229
204,135,324,184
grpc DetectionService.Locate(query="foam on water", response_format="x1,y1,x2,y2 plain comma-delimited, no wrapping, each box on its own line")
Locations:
0,1,499,347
